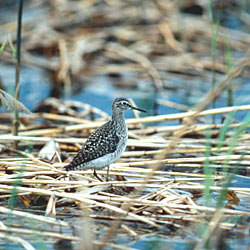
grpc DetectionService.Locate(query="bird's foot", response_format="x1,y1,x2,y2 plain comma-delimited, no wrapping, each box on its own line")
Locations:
93,169,103,182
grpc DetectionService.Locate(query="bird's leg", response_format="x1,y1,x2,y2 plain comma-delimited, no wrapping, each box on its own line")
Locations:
93,169,103,182
106,165,110,182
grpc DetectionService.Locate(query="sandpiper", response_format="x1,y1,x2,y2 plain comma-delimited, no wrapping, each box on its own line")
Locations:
64,97,146,181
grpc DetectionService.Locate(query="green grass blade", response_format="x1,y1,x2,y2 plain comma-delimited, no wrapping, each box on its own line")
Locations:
203,129,214,206
0,39,7,54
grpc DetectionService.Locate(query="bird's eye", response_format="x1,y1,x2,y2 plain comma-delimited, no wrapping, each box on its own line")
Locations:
122,102,127,106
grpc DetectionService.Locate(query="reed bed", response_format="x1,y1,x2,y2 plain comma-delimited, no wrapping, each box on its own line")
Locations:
1,100,250,249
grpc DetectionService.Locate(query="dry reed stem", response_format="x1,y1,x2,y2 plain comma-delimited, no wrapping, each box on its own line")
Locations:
0,206,69,227
194,209,224,250
2,103,250,138
0,226,79,241
0,232,36,250
0,177,225,186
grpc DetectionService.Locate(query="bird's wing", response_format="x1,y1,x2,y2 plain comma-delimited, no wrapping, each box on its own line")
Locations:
65,121,119,171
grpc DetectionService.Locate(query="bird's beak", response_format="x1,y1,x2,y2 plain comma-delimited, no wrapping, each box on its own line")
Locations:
131,106,147,113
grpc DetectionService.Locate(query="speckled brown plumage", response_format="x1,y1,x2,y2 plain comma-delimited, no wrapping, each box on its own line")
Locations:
65,120,120,171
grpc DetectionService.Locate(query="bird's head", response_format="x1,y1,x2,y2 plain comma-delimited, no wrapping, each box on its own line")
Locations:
112,98,146,113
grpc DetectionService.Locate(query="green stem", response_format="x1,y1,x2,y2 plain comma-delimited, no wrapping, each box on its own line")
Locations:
209,1,221,124
14,0,23,145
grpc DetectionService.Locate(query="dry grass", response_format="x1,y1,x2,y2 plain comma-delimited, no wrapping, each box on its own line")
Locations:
1,100,250,248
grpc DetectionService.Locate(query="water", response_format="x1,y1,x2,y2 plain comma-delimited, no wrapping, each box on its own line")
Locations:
2,65,250,122
0,65,51,111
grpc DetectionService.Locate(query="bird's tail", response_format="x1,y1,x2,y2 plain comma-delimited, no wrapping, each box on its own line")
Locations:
64,162,77,171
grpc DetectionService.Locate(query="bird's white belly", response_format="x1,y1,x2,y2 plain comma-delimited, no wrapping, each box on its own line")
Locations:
83,140,127,169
